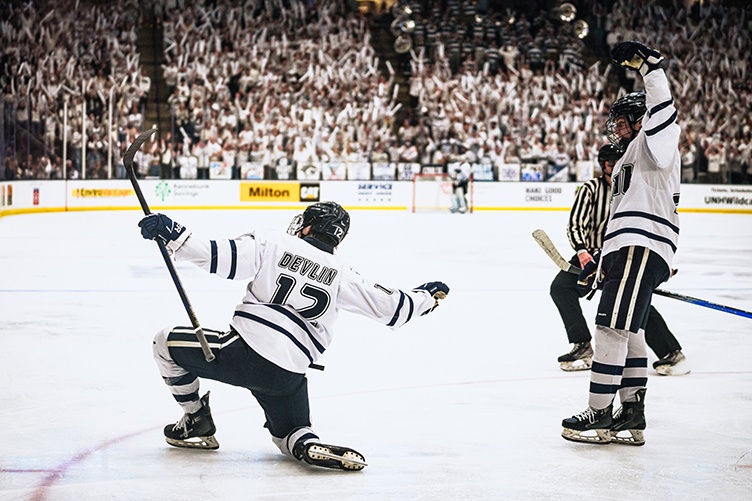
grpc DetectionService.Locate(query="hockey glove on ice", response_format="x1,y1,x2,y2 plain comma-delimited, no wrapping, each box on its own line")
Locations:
138,213,190,253
577,256,603,300
611,41,664,77
415,281,450,315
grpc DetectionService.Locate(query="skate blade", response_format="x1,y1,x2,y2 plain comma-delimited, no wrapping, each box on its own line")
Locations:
165,435,220,450
561,427,611,444
610,429,645,446
308,445,368,470
560,358,592,372
655,362,690,376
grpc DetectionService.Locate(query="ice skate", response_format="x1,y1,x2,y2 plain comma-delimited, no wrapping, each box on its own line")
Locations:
557,342,593,372
561,405,613,444
653,350,690,376
293,440,367,471
611,389,647,446
164,391,219,450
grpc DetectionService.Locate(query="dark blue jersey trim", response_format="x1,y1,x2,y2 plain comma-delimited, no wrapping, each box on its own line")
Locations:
234,310,314,363
610,210,680,234
210,241,218,274
648,98,673,117
645,110,678,136
228,240,238,279
604,227,678,253
264,303,326,354
387,291,406,327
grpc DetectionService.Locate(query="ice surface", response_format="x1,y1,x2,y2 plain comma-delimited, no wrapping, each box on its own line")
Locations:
1,209,751,500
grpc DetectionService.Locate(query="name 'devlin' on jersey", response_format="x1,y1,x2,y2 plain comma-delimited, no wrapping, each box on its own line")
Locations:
277,252,338,285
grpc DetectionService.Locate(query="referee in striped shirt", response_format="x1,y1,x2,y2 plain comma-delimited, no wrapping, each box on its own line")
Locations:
550,144,687,375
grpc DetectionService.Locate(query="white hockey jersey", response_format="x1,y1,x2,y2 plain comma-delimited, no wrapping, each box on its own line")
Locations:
602,69,681,272
173,230,437,373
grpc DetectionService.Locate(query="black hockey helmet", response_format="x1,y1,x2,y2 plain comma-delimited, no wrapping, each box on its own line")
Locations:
597,143,625,170
606,92,647,146
288,201,350,247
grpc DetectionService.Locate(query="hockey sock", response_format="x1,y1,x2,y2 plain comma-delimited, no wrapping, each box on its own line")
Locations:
618,329,648,403
153,327,202,414
588,325,629,410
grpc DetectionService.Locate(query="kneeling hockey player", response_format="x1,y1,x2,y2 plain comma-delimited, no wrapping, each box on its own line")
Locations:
139,201,449,470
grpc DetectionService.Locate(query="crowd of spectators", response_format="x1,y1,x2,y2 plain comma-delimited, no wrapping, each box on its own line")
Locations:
605,0,752,183
1,0,750,184
1,0,147,180
402,0,604,179
156,0,399,179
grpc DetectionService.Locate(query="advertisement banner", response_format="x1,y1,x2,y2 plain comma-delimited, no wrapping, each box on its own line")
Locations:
397,163,421,180
240,182,299,202
322,162,346,180
298,163,321,180
472,162,495,181
372,162,396,180
299,182,321,202
151,180,213,203
680,185,752,211
347,162,371,180
356,182,395,203
498,163,520,182
241,162,264,180
210,161,232,179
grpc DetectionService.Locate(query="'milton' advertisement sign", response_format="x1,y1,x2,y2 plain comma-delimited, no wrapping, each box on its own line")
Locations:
240,182,321,203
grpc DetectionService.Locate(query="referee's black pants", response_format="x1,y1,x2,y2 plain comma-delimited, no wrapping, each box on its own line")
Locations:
550,254,682,358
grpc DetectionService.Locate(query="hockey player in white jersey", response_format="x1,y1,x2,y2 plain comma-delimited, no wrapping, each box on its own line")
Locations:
139,201,449,470
561,41,681,446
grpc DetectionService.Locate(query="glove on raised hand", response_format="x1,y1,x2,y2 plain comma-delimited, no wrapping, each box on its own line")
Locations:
415,281,450,299
577,255,603,299
138,213,190,252
611,41,664,76
415,281,450,315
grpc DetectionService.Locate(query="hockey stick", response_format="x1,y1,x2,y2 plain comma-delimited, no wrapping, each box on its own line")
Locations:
124,128,215,362
532,229,752,320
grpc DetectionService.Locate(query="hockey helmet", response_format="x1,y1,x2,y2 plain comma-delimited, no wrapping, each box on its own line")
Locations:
288,201,350,247
597,143,625,170
606,92,646,146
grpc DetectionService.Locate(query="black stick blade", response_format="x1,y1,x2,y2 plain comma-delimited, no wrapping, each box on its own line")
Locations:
123,128,158,177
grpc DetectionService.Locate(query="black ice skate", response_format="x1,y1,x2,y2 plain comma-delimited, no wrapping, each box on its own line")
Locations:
561,405,613,444
293,440,367,471
164,391,219,450
611,389,647,446
557,342,593,372
653,350,690,376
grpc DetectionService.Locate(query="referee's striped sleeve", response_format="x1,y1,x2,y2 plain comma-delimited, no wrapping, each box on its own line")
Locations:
567,179,610,253
567,184,594,252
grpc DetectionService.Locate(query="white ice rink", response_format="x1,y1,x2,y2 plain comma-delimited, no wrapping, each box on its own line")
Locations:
1,208,751,500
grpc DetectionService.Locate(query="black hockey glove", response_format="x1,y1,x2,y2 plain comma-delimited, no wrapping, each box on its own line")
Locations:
138,213,190,252
611,41,664,77
577,255,603,300
415,281,450,315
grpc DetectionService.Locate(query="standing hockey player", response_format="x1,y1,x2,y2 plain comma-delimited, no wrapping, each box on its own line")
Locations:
551,143,688,375
139,201,449,470
561,41,681,446
449,161,470,213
